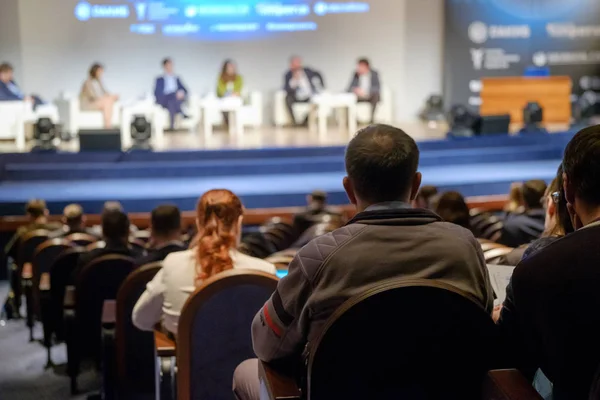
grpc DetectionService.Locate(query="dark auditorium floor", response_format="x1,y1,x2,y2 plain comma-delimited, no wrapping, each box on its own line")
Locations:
0,283,99,400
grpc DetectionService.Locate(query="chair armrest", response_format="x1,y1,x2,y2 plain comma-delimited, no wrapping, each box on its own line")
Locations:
482,369,543,400
64,285,76,309
102,300,116,327
154,330,176,357
258,361,301,400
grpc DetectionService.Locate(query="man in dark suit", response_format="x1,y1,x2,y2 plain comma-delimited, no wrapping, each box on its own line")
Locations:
499,179,547,247
0,62,43,109
284,56,325,126
74,209,144,280
498,125,600,399
135,205,186,266
154,58,188,131
347,58,381,123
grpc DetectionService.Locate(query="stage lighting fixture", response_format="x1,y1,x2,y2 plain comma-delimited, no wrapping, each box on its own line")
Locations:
32,117,59,151
572,91,597,130
420,94,446,125
447,104,479,137
130,115,152,151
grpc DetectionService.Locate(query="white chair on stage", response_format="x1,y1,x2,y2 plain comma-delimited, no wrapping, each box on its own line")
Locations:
54,93,121,135
355,85,394,124
0,101,27,151
120,97,167,149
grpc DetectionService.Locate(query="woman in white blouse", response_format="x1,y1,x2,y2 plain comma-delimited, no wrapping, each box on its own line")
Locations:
79,63,119,128
132,189,276,335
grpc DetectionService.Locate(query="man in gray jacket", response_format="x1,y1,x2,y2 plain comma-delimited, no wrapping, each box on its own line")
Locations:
233,124,494,399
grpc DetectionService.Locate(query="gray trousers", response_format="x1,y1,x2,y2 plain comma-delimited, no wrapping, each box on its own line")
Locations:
233,359,261,400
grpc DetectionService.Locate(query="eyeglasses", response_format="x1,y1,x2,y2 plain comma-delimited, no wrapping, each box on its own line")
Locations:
541,191,560,208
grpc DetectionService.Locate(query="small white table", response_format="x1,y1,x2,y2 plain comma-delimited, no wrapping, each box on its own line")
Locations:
309,93,358,138
201,96,243,140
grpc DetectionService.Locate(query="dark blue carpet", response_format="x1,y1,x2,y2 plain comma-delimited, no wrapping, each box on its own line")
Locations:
0,132,575,215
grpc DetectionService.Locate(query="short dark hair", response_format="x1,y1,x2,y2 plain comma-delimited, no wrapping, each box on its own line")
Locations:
416,185,438,207
310,190,327,203
151,205,181,237
162,57,172,67
563,125,600,205
101,210,130,241
345,124,420,203
89,63,103,79
0,63,13,73
25,199,46,218
435,191,471,230
358,58,370,67
522,179,547,209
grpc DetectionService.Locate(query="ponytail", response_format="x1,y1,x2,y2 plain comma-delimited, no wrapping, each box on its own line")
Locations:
194,190,243,284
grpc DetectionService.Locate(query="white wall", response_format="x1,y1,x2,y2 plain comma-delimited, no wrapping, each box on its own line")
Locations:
9,0,443,122
0,0,23,82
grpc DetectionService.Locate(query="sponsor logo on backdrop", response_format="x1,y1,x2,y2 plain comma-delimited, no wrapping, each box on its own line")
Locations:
468,21,531,43
471,48,521,70
547,23,600,39
533,50,600,66
135,2,147,20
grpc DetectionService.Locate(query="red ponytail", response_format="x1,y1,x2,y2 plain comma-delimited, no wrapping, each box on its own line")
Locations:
194,189,243,284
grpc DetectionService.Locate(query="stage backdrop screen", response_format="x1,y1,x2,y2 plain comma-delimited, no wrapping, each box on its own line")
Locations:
444,0,600,110
72,0,371,40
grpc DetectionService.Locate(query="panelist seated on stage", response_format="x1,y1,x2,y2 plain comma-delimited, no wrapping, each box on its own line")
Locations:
216,59,243,125
132,189,276,335
79,63,119,128
347,57,381,124
154,57,188,131
0,62,44,109
284,55,325,126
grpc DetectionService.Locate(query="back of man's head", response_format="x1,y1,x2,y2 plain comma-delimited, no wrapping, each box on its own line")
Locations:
151,205,181,239
522,179,547,210
102,209,130,242
563,125,600,206
63,203,84,228
25,199,47,220
103,201,124,213
344,124,420,206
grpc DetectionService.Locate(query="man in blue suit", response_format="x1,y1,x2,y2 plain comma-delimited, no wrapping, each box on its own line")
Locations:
154,58,188,131
0,63,43,109
347,58,381,124
284,56,325,126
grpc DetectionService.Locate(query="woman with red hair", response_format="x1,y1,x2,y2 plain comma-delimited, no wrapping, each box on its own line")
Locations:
132,189,276,334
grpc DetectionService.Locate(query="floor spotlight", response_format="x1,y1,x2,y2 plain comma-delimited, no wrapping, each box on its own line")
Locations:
571,91,597,130
420,94,445,123
32,117,59,152
447,104,479,137
130,115,152,151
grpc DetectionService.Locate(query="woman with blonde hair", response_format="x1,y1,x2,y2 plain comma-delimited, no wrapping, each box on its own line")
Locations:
132,189,276,335
79,63,119,128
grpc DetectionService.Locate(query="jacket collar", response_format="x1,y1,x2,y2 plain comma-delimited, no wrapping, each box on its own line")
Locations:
347,207,443,226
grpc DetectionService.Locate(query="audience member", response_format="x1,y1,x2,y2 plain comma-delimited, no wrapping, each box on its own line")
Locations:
347,58,381,123
4,199,60,260
499,125,600,399
79,63,119,128
503,182,524,214
50,203,95,238
135,205,186,266
411,185,438,209
90,201,138,237
498,179,547,247
154,58,188,131
74,209,144,279
0,63,44,109
292,190,341,237
132,189,276,334
284,56,324,126
232,124,493,400
434,191,471,231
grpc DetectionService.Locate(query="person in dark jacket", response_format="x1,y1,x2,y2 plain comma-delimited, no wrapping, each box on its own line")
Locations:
498,179,547,248
291,190,341,239
74,209,144,280
135,205,186,266
0,62,44,108
232,124,494,400
154,58,188,130
498,125,600,400
347,58,381,123
49,203,97,239
283,56,324,126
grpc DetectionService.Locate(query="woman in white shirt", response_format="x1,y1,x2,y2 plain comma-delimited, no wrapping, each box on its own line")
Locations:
132,189,277,335
79,63,119,128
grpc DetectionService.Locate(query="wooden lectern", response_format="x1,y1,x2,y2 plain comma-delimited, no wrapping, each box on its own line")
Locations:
480,76,572,124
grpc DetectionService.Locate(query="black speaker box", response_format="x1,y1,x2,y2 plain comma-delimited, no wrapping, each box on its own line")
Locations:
78,129,122,152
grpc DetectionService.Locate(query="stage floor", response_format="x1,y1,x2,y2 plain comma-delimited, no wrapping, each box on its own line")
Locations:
0,121,572,153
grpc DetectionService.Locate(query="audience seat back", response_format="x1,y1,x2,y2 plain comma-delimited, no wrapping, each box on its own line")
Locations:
177,269,279,400
65,232,97,247
32,239,72,317
49,247,85,341
113,261,162,396
76,254,135,361
306,279,501,400
19,229,51,272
